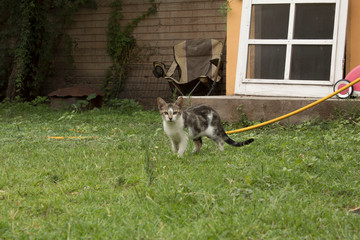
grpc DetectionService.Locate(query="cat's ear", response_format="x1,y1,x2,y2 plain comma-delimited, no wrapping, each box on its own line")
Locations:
174,97,184,108
157,97,167,110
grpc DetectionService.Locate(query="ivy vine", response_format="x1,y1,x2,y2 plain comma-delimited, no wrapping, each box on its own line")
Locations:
103,0,157,101
219,0,232,17
0,0,96,101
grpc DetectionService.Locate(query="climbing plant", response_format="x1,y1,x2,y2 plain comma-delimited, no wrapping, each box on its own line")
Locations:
0,0,96,101
219,0,232,17
103,0,157,101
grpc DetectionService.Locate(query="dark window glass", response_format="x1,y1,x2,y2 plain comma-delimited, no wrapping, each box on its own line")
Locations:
247,45,287,79
290,45,332,80
294,4,335,39
250,4,290,39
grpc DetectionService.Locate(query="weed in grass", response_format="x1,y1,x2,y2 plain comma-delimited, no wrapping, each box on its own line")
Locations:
142,137,157,186
237,104,253,127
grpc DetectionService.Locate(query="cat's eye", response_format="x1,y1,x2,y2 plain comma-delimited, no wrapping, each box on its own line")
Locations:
173,111,178,114
164,112,168,115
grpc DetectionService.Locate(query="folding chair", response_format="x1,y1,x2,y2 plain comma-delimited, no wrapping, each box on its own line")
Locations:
153,38,224,96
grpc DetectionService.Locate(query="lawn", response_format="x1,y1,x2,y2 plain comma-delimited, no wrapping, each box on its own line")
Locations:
0,100,359,239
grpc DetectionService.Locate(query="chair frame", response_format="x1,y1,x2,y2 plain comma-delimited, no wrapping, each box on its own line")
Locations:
153,38,226,96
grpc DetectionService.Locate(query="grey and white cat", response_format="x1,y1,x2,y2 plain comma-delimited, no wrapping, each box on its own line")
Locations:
157,97,254,156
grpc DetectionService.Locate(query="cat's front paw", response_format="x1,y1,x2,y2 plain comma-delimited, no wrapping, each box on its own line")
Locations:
177,150,186,157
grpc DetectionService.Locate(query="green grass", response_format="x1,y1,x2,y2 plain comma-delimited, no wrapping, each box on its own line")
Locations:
1,101,360,239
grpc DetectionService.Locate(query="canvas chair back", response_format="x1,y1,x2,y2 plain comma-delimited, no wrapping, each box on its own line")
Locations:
173,38,223,84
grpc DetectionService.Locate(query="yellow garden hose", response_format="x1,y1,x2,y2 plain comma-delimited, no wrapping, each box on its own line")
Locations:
226,77,360,135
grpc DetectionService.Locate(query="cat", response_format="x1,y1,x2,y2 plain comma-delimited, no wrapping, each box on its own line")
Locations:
157,97,254,156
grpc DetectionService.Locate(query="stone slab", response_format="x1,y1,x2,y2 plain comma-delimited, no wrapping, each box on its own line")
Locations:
183,96,360,124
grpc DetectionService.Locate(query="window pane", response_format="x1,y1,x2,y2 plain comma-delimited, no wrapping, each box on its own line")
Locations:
290,45,332,80
247,45,286,79
294,4,335,39
250,4,290,39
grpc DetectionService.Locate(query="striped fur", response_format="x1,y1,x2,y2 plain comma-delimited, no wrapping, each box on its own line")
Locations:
157,97,254,156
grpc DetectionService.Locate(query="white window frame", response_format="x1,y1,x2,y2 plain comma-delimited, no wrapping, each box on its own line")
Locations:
235,0,349,97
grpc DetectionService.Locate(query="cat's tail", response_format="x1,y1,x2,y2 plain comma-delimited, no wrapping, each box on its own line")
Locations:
224,137,254,147
222,130,254,147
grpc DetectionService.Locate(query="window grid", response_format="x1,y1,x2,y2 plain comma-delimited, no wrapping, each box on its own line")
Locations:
235,0,348,97
246,1,337,82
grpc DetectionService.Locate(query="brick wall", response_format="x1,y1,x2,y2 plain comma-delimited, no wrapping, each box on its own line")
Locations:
42,0,227,109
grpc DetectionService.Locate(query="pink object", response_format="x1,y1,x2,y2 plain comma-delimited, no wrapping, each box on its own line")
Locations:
345,65,360,92
338,83,351,95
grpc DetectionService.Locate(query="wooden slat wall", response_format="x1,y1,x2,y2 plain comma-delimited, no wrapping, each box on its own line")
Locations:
42,0,226,108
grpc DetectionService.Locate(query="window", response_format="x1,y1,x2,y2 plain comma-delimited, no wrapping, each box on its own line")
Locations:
235,0,348,97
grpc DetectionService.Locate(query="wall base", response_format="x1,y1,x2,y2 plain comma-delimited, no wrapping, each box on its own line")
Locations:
183,96,360,124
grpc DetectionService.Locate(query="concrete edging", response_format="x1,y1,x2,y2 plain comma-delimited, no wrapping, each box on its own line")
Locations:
183,96,360,124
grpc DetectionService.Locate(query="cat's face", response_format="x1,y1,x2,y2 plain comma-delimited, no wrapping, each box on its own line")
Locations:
157,97,183,122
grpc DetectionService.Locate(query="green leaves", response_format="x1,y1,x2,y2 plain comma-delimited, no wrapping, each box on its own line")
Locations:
0,0,96,101
219,0,232,17
103,0,157,101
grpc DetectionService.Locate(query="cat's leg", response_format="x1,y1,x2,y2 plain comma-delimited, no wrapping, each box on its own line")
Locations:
192,137,202,153
208,136,225,151
170,139,179,153
217,140,224,151
212,138,224,151
177,134,188,157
